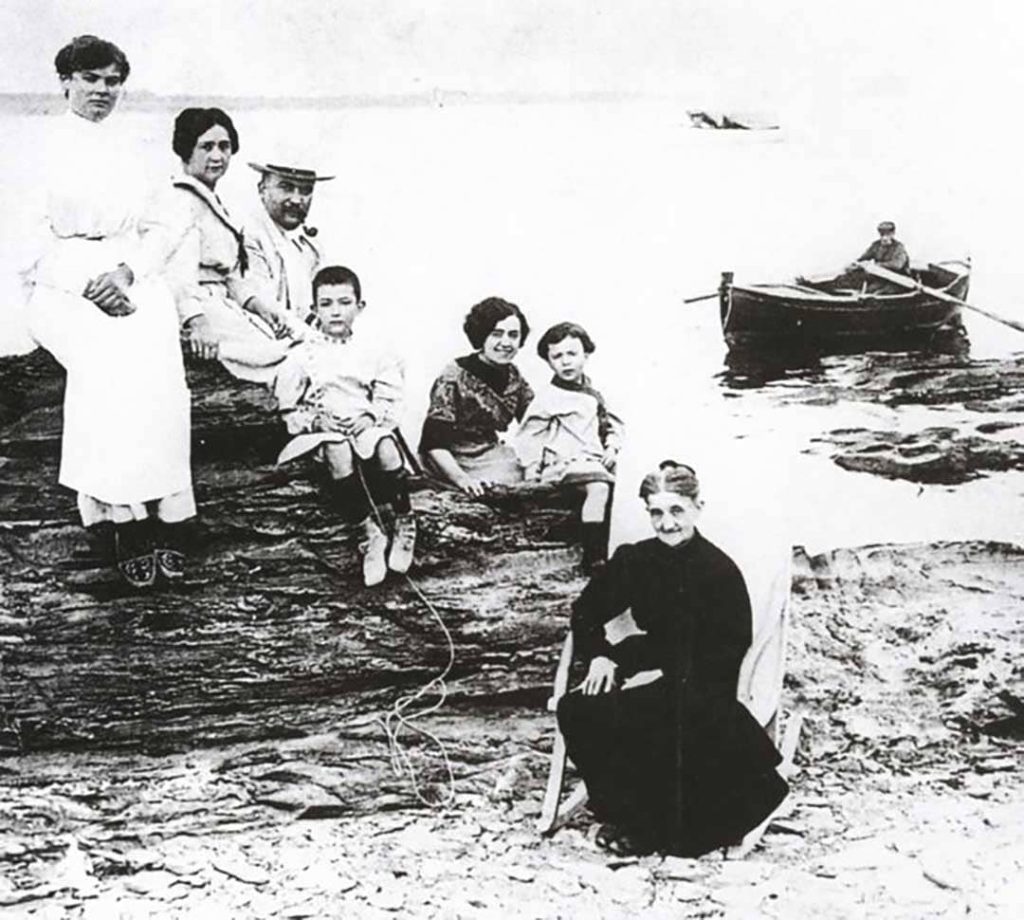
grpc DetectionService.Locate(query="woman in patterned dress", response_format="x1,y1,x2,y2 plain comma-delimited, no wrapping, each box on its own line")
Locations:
419,297,534,496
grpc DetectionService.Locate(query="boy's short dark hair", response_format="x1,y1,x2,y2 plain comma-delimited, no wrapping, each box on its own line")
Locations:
313,265,361,302
172,107,240,161
55,35,130,81
536,322,596,360
463,297,530,350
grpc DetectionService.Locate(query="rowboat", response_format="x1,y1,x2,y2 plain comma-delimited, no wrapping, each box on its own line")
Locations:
719,260,971,351
687,111,780,130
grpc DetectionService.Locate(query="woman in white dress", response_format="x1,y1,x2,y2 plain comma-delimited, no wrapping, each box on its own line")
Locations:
20,35,195,589
144,107,297,382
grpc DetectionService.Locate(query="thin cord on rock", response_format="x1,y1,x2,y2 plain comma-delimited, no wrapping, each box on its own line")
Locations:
356,460,457,809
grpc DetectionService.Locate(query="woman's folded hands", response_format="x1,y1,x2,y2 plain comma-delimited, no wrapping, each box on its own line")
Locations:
83,264,135,316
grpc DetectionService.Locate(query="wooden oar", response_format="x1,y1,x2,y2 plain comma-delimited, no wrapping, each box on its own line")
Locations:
859,262,1024,334
683,291,719,304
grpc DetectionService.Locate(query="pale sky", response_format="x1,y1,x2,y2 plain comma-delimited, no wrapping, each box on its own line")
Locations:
2,0,1021,117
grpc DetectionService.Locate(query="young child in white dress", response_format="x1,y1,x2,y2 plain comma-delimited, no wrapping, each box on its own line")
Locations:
274,266,414,586
515,322,624,570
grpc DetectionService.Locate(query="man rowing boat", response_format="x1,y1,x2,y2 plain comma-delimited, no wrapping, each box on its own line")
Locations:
852,220,910,275
803,220,912,295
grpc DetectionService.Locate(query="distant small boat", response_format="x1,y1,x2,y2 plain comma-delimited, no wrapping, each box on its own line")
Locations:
687,111,779,131
719,260,971,351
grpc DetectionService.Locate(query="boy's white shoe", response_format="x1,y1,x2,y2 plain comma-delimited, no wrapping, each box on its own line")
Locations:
358,517,388,586
388,513,417,574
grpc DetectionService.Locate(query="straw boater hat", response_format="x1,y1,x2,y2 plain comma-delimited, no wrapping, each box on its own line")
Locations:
247,160,335,182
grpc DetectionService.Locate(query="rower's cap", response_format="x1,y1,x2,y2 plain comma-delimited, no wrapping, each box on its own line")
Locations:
248,161,335,183
877,220,896,233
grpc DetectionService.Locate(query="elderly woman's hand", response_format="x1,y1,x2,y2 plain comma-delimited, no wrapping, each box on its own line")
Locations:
581,656,617,695
83,265,135,316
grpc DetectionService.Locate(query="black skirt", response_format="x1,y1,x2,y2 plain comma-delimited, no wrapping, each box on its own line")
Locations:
558,677,788,856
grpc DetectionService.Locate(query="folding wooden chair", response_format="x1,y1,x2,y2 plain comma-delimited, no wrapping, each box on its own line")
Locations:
536,553,803,856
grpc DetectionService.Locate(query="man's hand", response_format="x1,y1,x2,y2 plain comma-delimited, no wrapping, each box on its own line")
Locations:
247,299,294,339
580,656,617,695
83,265,135,316
182,315,219,360
601,447,618,472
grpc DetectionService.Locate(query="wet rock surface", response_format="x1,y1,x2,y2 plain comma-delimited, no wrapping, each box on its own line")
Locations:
0,351,582,758
722,350,1024,485
721,349,1024,407
819,426,1024,484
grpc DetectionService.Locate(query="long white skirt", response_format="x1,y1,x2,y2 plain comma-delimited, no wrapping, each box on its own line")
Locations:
27,241,193,508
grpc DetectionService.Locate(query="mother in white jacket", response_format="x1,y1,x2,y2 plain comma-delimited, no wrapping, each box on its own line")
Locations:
21,35,195,589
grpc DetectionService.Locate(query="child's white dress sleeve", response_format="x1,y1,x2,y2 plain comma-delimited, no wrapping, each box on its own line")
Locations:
513,391,550,476
602,402,626,453
368,351,405,430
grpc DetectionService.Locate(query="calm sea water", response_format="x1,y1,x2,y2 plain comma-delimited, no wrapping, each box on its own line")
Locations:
1,101,1021,566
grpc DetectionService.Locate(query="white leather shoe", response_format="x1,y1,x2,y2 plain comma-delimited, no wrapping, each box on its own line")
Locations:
358,517,388,586
388,513,417,574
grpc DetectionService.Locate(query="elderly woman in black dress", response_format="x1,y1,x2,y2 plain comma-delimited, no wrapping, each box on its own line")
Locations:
419,297,533,496
557,461,789,856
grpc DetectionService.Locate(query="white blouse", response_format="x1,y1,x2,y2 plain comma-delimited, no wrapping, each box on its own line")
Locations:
19,112,164,298
140,174,247,324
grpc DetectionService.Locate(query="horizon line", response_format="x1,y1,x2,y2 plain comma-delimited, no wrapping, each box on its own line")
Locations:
0,87,740,113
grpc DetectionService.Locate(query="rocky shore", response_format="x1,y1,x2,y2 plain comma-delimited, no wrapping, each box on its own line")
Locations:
735,349,1024,485
1,349,1022,918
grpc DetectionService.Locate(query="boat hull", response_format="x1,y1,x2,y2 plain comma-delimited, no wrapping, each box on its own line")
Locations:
720,263,970,351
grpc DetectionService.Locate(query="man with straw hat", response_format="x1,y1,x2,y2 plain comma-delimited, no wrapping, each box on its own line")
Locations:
237,157,335,333
199,155,333,385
